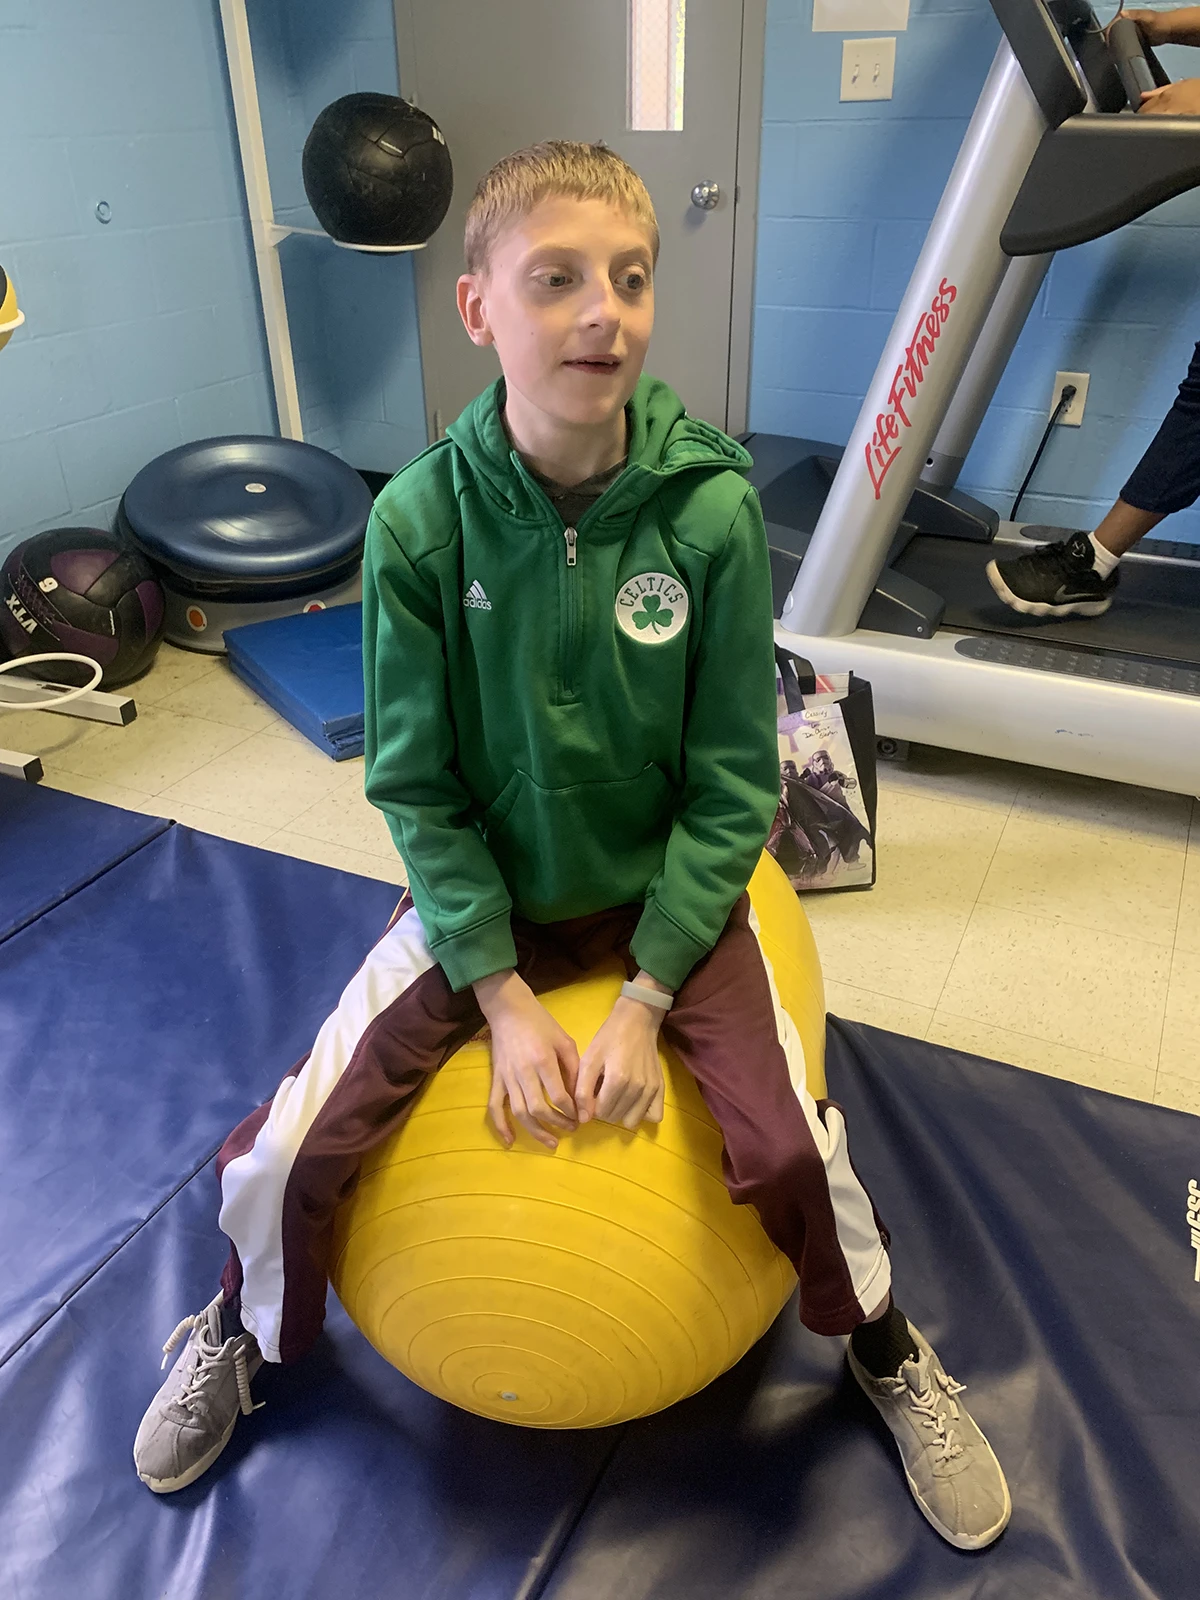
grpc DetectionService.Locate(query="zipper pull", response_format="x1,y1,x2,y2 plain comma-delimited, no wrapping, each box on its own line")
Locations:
564,526,578,567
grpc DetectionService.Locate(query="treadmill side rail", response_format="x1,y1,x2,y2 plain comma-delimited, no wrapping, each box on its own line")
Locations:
1003,116,1200,255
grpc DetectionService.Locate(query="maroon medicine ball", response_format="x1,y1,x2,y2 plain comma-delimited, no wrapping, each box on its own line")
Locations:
0,528,165,687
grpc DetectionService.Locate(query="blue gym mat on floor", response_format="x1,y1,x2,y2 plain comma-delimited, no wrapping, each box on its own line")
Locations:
0,774,169,942
541,1019,1199,1600
0,1159,620,1600
1,786,1196,1600
0,822,398,1366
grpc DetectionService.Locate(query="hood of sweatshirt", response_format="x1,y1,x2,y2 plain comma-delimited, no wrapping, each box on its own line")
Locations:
444,372,752,525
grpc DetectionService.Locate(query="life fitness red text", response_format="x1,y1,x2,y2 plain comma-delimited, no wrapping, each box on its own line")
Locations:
865,277,958,500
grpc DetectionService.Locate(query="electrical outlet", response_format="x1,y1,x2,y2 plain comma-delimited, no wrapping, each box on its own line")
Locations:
840,37,896,101
1051,371,1089,426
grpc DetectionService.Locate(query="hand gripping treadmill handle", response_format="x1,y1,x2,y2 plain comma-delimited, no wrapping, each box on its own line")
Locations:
1107,16,1170,105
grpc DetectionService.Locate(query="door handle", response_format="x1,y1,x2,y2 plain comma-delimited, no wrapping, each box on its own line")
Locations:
690,181,720,211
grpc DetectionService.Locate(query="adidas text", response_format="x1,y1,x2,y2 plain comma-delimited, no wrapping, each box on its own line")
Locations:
464,580,492,611
1188,1179,1200,1282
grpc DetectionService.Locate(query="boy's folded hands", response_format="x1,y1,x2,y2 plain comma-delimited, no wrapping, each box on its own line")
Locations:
474,968,665,1149
476,970,581,1149
574,996,666,1132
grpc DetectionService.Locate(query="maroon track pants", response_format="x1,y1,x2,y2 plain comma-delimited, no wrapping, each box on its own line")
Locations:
216,893,890,1364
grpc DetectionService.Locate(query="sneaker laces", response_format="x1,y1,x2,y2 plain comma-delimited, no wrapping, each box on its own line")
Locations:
160,1310,264,1418
886,1360,966,1463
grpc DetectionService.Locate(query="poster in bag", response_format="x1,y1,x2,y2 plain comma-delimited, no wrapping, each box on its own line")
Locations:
768,697,874,891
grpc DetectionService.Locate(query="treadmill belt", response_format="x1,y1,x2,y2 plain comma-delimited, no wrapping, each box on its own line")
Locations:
895,535,1200,668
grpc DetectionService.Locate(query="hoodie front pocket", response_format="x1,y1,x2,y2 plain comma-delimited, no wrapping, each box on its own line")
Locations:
483,763,675,920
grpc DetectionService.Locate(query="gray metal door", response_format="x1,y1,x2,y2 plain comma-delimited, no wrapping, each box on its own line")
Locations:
396,0,753,437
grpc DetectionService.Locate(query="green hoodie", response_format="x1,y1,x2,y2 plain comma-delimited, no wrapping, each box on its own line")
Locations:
362,374,780,993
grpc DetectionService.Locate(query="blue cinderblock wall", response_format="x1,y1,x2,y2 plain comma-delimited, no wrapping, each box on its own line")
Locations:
0,0,427,566
0,0,277,561
250,0,427,474
751,0,1200,540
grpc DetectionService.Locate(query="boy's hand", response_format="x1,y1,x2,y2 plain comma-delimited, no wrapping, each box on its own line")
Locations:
574,977,668,1131
474,970,580,1150
1139,78,1200,115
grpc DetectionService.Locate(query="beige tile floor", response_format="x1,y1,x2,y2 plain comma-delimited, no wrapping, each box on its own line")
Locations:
5,642,1198,1115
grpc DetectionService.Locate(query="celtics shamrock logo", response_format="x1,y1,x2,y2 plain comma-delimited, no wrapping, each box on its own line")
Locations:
633,594,674,634
616,572,689,645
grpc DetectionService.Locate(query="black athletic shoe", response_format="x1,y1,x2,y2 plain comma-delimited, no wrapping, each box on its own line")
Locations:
986,530,1118,618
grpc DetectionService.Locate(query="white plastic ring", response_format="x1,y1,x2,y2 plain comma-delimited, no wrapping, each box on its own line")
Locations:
0,652,104,711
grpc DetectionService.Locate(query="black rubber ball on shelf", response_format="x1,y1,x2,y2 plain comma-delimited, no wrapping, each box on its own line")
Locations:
302,93,453,249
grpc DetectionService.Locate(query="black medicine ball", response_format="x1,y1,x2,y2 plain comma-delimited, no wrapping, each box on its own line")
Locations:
302,93,453,249
0,528,165,687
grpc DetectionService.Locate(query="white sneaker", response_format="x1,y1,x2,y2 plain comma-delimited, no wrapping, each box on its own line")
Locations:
133,1293,263,1493
848,1320,1011,1550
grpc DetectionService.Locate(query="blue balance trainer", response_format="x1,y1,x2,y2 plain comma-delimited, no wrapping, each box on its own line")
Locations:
118,436,373,652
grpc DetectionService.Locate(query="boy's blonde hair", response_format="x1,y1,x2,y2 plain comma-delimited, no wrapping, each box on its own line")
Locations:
464,141,659,275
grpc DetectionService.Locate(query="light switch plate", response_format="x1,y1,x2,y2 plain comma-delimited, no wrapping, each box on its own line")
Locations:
814,0,909,32
841,37,896,102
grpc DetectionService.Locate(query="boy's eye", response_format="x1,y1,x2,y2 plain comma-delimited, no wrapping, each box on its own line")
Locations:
617,270,649,293
536,271,571,289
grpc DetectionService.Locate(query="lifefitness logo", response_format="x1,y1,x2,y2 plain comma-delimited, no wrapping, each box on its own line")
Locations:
1188,1179,1200,1281
866,276,958,500
615,572,689,644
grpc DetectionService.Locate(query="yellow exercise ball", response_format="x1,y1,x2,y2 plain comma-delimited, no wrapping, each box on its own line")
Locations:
331,852,826,1428
0,266,23,355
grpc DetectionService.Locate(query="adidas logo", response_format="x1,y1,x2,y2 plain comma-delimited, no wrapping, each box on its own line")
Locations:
463,580,492,611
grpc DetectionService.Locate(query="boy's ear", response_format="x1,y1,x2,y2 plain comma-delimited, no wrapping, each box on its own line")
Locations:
457,275,494,347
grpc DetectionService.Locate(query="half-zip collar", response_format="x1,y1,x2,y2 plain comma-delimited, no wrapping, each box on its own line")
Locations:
445,373,753,531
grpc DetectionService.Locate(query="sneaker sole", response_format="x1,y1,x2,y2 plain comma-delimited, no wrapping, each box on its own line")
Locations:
900,1444,1013,1552
985,561,1113,619
134,1411,239,1495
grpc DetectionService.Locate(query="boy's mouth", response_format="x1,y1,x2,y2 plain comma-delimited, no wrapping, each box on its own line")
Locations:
563,356,622,375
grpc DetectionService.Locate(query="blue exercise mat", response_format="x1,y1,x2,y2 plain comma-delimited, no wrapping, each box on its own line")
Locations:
225,603,365,758
0,823,399,1366
0,774,168,943
540,1019,1199,1600
4,778,1198,1598
0,1160,620,1600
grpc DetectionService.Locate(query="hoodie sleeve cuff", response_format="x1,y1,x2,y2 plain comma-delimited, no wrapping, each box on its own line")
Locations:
630,901,712,992
430,912,519,993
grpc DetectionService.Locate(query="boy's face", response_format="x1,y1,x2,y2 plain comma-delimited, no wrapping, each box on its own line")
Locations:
457,196,655,433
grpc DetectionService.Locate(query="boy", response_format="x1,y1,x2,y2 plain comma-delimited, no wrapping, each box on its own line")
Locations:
134,142,1010,1551
988,5,1200,618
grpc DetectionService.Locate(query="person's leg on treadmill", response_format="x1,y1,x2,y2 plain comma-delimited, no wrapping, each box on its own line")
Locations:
988,339,1200,617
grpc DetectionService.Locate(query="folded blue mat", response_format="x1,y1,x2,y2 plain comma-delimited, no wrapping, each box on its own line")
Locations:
541,1019,1200,1600
0,824,399,1366
225,602,365,759
0,774,168,943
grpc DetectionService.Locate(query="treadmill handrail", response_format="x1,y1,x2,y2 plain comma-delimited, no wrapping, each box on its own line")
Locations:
1002,115,1200,254
989,0,1087,127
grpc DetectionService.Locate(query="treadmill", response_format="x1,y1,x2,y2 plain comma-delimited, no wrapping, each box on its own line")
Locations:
755,0,1200,797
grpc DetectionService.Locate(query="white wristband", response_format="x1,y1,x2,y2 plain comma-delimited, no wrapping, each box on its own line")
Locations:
620,980,673,1012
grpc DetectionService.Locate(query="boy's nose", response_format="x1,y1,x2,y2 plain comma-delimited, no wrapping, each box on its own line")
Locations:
579,280,622,329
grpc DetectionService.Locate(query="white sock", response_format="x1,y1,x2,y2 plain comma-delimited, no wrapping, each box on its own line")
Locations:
1087,532,1120,578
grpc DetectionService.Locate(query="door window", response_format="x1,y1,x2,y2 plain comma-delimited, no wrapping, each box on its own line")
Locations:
628,0,686,131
